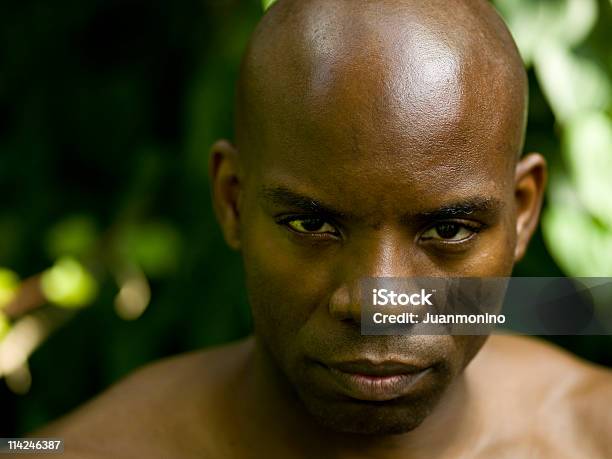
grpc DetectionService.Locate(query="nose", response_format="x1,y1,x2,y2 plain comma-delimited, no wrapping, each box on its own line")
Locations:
328,230,417,324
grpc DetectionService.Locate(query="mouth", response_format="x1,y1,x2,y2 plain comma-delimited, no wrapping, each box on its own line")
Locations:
318,359,433,402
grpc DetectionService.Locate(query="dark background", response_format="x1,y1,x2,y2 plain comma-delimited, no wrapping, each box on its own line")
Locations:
1,0,611,436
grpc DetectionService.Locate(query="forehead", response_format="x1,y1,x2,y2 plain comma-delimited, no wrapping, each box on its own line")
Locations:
250,62,516,218
254,143,510,224
250,64,516,216
241,1,523,212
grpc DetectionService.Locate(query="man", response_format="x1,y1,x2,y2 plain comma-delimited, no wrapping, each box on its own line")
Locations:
19,0,612,457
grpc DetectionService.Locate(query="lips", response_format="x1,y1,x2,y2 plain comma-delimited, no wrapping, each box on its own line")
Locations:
319,359,433,402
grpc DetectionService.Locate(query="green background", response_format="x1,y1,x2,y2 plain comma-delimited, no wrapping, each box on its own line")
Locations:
1,0,611,435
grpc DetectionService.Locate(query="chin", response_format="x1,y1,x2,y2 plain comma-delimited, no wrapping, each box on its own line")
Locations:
296,390,442,435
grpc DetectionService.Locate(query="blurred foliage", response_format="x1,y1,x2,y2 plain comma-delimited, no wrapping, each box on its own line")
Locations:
495,0,612,277
40,257,98,308
262,0,277,11
0,0,610,437
0,313,9,342
45,216,99,260
0,269,19,308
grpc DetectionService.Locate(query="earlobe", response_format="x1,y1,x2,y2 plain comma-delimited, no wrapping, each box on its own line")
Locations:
514,153,547,262
209,139,243,251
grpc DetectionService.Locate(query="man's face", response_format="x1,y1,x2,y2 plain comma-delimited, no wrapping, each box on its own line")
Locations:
234,89,521,434
210,0,545,435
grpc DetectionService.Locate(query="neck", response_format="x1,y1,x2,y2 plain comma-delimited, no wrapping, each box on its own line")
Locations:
234,336,479,459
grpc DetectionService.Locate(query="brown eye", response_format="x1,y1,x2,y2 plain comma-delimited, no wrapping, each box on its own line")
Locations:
421,223,475,242
286,217,337,235
436,223,460,239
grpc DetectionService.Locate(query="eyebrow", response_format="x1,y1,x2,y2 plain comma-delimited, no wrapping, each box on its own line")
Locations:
260,185,353,219
260,185,503,223
408,197,504,223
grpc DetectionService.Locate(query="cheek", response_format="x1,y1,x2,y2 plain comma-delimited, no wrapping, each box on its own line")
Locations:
487,214,517,272
240,210,335,353
454,216,517,276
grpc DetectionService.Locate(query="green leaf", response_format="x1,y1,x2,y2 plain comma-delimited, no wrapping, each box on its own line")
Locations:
45,216,99,259
41,257,98,308
534,44,611,122
0,268,20,309
262,0,277,12
494,0,597,65
116,222,181,278
0,311,10,340
563,112,612,227
543,205,612,276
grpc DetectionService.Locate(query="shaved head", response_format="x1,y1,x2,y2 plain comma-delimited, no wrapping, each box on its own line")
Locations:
236,0,527,169
211,0,545,436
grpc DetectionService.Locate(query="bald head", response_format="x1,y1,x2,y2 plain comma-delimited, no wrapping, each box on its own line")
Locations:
235,0,527,168
210,0,546,438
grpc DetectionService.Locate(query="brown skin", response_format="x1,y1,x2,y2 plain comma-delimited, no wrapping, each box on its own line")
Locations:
23,336,612,458
219,0,534,438
16,0,612,458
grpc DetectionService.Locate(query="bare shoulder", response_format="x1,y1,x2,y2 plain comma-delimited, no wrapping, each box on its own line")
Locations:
26,337,254,459
479,335,612,406
472,335,612,456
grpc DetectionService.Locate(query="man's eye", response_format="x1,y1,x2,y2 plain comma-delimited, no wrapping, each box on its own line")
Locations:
285,217,338,235
421,223,477,242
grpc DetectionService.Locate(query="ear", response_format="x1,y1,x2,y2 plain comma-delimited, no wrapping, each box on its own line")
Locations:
209,139,243,251
514,153,547,262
